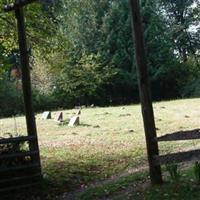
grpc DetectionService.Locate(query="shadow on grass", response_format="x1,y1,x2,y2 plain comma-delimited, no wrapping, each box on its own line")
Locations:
1,146,145,200
78,123,92,127
157,129,200,142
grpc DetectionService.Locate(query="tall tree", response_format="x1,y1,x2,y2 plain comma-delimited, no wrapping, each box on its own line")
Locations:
160,0,200,62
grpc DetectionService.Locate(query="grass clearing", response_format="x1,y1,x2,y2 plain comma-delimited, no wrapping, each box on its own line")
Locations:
1,98,200,199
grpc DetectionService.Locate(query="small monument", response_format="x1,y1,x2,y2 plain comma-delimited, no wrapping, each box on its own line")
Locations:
68,116,80,127
76,109,81,115
55,112,63,122
42,111,51,120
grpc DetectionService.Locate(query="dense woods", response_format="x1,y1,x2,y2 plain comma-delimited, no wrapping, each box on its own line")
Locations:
0,0,200,117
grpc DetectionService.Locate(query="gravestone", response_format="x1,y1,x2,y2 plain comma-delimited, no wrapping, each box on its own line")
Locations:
42,111,51,119
76,109,81,115
68,116,79,126
55,112,63,122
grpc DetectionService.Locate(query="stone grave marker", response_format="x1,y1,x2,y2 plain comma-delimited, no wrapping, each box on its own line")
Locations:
55,112,63,122
42,111,51,119
76,109,81,115
68,116,79,127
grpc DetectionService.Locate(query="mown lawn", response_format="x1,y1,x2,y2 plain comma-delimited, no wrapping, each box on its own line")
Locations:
1,98,200,199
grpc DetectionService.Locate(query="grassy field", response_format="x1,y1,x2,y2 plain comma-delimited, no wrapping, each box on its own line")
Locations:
1,98,200,199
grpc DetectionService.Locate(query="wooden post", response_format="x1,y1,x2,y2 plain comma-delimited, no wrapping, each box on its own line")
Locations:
129,0,162,184
15,8,41,169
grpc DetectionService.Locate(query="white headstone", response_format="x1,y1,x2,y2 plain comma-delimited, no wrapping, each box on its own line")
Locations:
42,111,51,119
55,112,63,122
76,109,81,115
68,116,79,127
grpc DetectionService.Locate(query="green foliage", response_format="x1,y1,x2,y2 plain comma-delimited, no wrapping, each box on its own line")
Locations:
165,163,181,182
0,0,200,116
78,172,145,200
160,0,200,62
184,78,200,97
0,78,23,117
193,161,200,184
0,45,11,74
0,133,29,167
56,53,118,105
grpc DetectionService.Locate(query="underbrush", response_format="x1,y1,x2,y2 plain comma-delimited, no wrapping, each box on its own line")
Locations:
77,165,200,200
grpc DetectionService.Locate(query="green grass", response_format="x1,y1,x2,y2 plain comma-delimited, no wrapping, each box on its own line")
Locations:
78,166,200,200
77,172,147,200
1,98,200,199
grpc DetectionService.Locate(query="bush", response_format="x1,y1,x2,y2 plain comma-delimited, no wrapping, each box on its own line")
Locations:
32,90,61,111
0,133,30,167
182,76,200,97
0,78,23,117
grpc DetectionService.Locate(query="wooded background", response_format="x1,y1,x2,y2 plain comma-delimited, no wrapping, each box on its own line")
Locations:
0,0,199,117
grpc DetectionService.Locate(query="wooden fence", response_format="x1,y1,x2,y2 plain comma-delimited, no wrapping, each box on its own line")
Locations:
2,0,42,192
0,135,41,192
154,129,200,166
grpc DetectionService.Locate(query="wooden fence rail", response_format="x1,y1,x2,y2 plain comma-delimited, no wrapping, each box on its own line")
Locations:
0,135,36,144
154,149,200,165
0,136,41,192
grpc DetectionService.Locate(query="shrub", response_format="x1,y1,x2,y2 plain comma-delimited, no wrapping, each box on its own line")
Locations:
193,161,200,184
0,133,30,167
165,163,181,182
0,78,23,117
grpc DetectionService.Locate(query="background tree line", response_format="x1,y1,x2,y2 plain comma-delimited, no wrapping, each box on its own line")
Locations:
0,0,199,117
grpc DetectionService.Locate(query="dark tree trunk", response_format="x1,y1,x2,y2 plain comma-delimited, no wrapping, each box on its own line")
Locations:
15,8,41,168
129,0,162,184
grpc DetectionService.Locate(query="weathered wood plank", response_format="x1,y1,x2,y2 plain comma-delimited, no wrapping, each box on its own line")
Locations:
129,0,162,184
4,0,37,12
0,163,40,173
0,136,36,144
0,173,41,184
0,150,38,159
156,129,200,142
0,182,39,193
154,149,200,165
